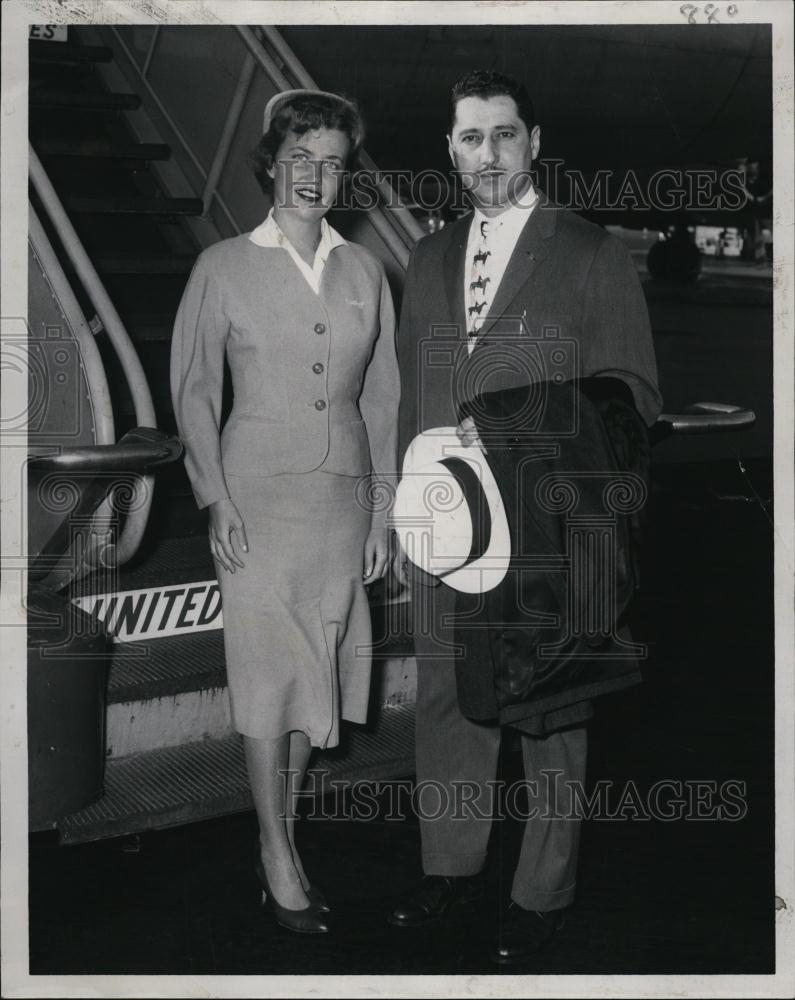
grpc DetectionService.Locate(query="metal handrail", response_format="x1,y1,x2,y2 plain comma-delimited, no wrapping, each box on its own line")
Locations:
141,25,160,78
362,205,412,270
29,148,155,429
28,205,116,447
28,145,156,566
29,204,117,589
202,52,257,216
31,429,183,473
657,403,756,434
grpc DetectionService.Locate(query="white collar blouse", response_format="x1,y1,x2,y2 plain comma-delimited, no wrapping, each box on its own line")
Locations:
249,210,348,295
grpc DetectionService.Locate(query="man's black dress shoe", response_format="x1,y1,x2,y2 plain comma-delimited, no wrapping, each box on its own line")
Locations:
491,902,568,965
388,874,483,927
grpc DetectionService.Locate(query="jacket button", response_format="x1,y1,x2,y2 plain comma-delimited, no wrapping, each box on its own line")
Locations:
314,399,327,411
314,323,326,334
312,362,324,374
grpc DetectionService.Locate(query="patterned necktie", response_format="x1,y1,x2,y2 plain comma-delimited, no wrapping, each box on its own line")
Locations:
467,219,491,354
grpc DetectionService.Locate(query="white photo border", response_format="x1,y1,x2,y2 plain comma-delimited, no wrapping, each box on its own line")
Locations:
2,1,793,997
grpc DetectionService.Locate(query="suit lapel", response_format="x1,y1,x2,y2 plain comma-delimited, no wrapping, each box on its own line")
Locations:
477,194,558,340
442,214,471,336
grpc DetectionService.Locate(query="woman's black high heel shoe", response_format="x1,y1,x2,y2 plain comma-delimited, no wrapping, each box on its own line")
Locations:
305,884,330,913
255,859,329,934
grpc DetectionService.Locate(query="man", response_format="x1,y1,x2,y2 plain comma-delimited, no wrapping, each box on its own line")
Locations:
389,70,661,964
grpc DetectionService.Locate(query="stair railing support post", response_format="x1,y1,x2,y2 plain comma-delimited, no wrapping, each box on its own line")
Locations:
142,26,160,78
202,52,257,218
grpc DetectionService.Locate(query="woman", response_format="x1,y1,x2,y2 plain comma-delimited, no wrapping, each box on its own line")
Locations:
170,89,399,934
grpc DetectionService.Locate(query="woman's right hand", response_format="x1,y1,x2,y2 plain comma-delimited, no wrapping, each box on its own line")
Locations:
209,498,248,573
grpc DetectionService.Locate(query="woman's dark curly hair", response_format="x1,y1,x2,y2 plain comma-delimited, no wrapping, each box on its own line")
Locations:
252,93,365,196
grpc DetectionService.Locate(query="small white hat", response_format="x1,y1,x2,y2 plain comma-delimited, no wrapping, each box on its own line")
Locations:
262,88,358,134
392,428,511,594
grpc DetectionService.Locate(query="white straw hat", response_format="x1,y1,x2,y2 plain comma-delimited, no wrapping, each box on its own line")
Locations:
392,428,511,594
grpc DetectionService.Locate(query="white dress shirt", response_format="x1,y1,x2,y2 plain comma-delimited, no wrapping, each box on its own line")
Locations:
249,210,347,295
462,182,539,332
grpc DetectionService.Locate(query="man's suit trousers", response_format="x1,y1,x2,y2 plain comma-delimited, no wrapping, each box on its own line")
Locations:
412,577,587,911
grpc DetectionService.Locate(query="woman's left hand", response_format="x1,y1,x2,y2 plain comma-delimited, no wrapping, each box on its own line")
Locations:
363,526,390,585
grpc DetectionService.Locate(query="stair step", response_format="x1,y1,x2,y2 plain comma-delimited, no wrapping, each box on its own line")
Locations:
31,90,142,111
40,156,156,175
109,631,226,704
36,139,171,162
56,705,417,844
29,40,113,65
94,255,196,275
73,538,412,704
61,256,194,278
29,60,98,83
104,604,413,706
116,535,214,589
65,196,204,216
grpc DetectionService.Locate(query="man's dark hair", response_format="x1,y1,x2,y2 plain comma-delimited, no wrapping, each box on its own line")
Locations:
448,70,535,135
252,93,365,196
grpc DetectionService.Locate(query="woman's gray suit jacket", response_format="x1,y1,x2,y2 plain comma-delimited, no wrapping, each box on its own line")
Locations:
171,234,400,516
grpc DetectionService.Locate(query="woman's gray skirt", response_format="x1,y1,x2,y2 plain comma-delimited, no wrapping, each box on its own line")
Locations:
217,470,372,748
